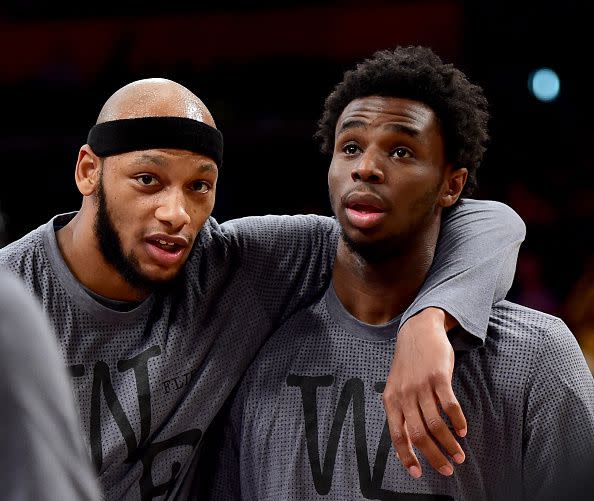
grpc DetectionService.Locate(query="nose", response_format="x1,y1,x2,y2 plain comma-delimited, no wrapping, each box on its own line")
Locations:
154,188,191,230
351,151,385,184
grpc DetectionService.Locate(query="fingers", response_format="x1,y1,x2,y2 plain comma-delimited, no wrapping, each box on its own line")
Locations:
384,381,466,478
418,393,465,466
384,399,422,479
435,380,467,438
385,309,467,478
402,398,453,477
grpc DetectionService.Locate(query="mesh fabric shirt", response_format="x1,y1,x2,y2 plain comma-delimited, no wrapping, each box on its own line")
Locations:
0,200,524,500
207,286,594,501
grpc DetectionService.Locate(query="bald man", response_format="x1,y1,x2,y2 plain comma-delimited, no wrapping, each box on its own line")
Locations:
0,78,525,500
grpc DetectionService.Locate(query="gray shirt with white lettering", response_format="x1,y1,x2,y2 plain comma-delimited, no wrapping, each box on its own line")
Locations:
0,200,524,500
207,285,594,501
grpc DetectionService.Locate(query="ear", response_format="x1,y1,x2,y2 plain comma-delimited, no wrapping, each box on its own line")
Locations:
75,145,102,196
439,166,468,208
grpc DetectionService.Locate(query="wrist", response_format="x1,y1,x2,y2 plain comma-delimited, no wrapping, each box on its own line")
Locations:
413,307,458,333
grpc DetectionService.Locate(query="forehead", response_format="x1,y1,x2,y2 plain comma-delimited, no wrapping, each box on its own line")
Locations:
336,96,440,137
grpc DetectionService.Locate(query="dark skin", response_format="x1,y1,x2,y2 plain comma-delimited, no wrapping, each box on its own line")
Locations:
329,96,468,477
56,78,467,478
57,80,218,301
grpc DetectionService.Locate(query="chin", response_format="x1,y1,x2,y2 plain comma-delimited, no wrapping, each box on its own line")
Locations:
131,262,181,287
146,268,183,284
341,228,404,263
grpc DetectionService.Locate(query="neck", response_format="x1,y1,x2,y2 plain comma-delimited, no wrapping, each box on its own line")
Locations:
56,209,149,302
332,224,440,325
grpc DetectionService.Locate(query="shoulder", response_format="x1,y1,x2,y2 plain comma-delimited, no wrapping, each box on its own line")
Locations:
490,301,571,341
0,218,52,272
194,215,338,265
0,269,102,500
220,214,338,238
489,301,590,379
194,214,337,244
479,301,575,373
0,223,46,259
452,198,523,222
445,198,526,233
0,218,62,297
0,269,37,314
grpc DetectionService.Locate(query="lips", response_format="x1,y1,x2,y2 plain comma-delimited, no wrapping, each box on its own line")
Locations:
343,191,387,230
144,233,190,266
344,191,386,210
146,233,189,249
349,203,384,213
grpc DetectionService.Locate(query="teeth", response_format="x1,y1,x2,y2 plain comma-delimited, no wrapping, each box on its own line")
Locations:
157,240,175,246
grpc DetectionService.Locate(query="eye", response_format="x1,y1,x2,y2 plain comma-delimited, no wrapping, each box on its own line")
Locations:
191,181,211,194
342,143,361,155
136,174,159,186
392,147,412,158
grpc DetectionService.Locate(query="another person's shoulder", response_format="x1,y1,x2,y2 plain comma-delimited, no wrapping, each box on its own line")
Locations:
0,269,103,500
0,269,52,368
490,300,572,341
0,268,40,320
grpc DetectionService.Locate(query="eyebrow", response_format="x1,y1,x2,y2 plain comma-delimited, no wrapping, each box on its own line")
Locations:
131,154,218,173
386,123,420,137
131,154,167,167
196,163,218,174
336,119,367,135
337,119,420,138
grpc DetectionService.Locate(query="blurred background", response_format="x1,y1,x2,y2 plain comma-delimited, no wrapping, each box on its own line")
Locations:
0,0,592,366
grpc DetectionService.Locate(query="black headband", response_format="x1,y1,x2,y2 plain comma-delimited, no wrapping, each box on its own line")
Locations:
87,117,223,167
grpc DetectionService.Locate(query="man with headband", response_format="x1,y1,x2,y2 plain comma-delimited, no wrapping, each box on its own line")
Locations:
0,78,524,500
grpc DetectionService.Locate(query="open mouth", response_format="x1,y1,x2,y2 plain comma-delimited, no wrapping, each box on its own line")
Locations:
349,203,384,214
345,202,386,229
149,239,183,253
144,234,189,266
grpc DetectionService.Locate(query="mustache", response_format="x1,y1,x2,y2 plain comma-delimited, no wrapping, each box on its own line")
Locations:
341,188,389,209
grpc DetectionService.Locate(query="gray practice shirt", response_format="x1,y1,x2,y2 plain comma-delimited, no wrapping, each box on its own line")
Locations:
206,285,594,501
0,200,524,500
0,269,102,500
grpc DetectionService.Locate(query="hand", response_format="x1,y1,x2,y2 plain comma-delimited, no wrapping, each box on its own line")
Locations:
383,307,466,478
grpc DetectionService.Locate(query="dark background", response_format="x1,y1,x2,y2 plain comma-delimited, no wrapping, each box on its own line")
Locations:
0,0,592,358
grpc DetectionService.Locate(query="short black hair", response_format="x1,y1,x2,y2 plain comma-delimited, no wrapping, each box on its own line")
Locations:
315,45,489,196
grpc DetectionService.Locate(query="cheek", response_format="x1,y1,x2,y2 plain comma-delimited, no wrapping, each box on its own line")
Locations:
327,162,343,200
189,195,215,228
327,174,339,212
391,166,441,190
104,192,136,226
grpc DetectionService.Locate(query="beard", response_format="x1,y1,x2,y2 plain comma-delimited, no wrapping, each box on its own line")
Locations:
335,183,443,265
340,228,408,264
95,177,165,293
